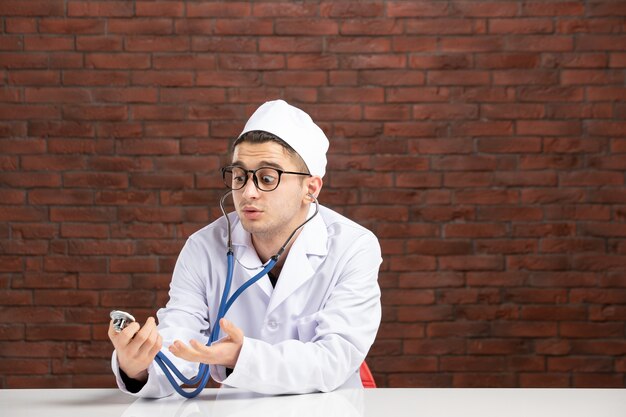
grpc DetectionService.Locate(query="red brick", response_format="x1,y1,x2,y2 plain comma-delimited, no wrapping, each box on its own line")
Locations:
68,1,133,17
475,53,540,69
342,54,406,69
493,322,558,338
577,35,626,51
340,19,404,35
493,70,558,85
275,19,338,35
610,53,626,68
118,207,183,223
507,255,570,271
441,356,504,372
427,322,490,338
287,54,338,70
9,70,60,85
96,190,156,206
587,2,626,17
410,55,471,70
523,2,584,16
386,2,449,17
63,105,128,121
327,37,391,53
519,86,583,102
476,239,537,254
547,52,609,69
404,338,463,354
364,104,411,120
389,255,436,271
5,18,38,34
348,206,409,222
108,18,173,35
86,53,151,69
490,18,553,34
118,139,180,155
562,69,624,85
0,53,48,69
454,2,519,17
0,0,64,16
560,171,623,187
76,36,123,51
573,374,624,388
388,373,451,387
44,256,106,272
27,325,91,341
521,306,587,321
468,339,531,355
406,19,474,35
259,37,323,53
39,19,105,34
467,271,528,287
136,1,184,17
0,359,49,375
439,288,500,304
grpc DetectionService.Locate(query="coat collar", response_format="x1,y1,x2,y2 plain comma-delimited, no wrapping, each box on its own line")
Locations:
230,204,328,310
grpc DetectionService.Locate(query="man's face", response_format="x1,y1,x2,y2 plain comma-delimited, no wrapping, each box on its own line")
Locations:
230,141,309,240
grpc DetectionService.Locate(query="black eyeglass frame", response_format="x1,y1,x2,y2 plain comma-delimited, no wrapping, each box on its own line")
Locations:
221,165,311,192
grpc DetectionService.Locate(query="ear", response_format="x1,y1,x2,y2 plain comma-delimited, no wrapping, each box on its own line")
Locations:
305,176,323,201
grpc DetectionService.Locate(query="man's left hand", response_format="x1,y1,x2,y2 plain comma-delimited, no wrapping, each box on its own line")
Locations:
169,318,244,368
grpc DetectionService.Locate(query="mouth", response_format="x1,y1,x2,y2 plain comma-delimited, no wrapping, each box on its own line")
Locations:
241,206,263,220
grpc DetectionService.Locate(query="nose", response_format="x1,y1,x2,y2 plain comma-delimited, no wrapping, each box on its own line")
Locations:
241,172,260,199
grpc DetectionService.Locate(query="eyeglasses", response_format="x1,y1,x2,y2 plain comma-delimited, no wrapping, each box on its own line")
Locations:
221,165,311,192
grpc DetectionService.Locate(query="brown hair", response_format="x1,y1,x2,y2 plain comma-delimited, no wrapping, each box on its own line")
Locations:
232,130,309,173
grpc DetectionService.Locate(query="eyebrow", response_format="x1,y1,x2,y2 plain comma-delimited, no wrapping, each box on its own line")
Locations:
231,160,285,170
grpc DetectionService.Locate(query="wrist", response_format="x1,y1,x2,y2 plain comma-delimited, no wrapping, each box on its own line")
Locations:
122,367,148,383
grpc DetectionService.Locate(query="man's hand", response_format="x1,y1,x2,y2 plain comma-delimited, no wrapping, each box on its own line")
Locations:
108,316,162,382
169,318,243,368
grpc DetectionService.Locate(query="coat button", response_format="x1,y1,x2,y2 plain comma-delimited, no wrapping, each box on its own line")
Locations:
267,320,278,329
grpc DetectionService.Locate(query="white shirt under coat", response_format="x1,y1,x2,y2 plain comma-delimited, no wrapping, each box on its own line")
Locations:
111,204,382,397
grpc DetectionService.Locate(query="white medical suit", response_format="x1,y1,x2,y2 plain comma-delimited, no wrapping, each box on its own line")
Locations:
111,204,382,396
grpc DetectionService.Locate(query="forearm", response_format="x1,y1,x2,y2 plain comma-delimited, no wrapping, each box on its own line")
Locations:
223,336,365,394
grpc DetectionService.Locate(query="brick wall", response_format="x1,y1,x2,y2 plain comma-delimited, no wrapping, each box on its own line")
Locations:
1,0,625,388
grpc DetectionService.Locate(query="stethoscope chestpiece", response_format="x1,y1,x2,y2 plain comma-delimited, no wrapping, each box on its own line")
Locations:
110,310,136,333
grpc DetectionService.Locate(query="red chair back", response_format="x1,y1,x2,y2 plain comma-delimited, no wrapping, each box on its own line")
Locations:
359,362,376,388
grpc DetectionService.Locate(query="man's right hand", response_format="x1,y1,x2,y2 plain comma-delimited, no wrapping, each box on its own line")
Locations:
108,316,163,382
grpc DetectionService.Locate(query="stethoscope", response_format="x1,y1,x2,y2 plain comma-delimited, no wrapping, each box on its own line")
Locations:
148,190,319,398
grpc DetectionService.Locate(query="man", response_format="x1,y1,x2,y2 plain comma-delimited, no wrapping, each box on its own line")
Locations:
108,99,382,397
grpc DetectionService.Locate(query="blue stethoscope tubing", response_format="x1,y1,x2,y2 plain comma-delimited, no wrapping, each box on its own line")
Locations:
152,191,319,398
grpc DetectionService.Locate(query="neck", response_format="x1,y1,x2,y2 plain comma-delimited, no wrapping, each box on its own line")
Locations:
252,209,309,266
253,230,303,274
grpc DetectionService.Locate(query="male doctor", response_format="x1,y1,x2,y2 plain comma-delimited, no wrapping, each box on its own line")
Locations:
108,99,382,397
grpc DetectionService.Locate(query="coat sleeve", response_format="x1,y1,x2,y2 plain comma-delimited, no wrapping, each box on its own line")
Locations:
111,237,212,398
220,232,382,395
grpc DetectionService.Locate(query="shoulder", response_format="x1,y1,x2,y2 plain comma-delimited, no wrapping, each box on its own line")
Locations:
184,212,233,252
319,205,379,249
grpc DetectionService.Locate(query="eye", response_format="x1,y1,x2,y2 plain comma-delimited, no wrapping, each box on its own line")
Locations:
230,168,246,184
257,169,278,185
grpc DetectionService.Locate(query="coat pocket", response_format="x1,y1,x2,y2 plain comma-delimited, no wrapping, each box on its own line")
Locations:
295,315,318,342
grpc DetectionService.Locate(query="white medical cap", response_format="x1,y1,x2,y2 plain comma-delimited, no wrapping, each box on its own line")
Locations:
237,99,329,178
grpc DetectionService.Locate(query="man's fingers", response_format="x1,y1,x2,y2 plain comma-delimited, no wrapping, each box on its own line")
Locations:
107,320,118,340
133,317,156,345
169,340,209,363
147,333,163,358
109,320,140,348
220,318,243,344
136,322,161,358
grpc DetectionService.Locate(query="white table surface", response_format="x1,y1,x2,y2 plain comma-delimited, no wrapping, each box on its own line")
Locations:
1,388,625,417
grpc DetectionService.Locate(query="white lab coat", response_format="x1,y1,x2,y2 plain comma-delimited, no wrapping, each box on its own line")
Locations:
111,204,382,397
